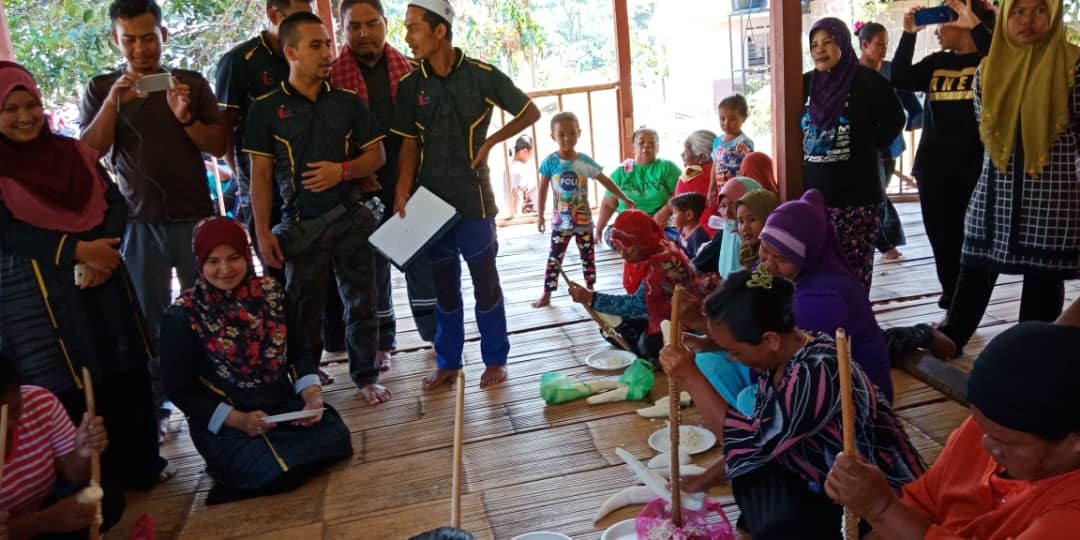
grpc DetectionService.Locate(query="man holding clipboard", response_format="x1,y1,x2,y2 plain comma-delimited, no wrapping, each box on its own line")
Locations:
391,0,541,389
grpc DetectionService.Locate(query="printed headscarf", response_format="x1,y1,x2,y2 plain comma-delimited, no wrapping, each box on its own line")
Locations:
807,18,861,131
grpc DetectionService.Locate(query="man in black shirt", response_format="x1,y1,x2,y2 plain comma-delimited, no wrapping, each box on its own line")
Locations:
331,0,436,372
215,0,313,254
393,0,540,389
245,12,390,403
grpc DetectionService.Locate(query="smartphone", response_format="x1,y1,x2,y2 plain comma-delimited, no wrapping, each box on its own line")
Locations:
914,5,958,26
136,73,174,94
74,263,88,287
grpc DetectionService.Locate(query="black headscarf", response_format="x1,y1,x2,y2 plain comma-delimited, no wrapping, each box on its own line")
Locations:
967,321,1080,441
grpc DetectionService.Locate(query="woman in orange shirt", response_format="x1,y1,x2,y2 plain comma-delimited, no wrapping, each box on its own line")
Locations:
826,321,1080,539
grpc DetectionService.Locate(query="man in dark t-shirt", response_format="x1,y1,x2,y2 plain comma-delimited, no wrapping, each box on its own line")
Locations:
245,12,390,403
393,0,540,390
214,0,312,256
331,0,435,371
78,0,227,436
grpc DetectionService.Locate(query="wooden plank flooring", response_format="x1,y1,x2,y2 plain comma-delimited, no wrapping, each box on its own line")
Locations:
107,203,1071,539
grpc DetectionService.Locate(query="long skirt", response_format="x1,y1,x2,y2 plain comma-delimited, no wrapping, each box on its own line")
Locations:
827,205,880,290
190,406,353,504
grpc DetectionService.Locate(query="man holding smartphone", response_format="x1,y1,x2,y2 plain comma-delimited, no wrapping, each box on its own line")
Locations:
78,0,226,445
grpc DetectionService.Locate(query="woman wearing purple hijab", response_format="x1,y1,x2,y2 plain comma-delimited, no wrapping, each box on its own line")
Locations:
757,190,893,401
802,18,904,291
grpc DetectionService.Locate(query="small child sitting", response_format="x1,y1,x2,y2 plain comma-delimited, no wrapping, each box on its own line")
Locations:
669,192,711,259
735,190,780,270
714,177,763,279
566,209,716,361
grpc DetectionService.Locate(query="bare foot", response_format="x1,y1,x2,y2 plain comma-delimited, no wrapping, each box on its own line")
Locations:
358,383,392,404
883,248,903,260
532,291,551,308
928,327,957,360
480,365,508,387
376,350,393,372
318,368,335,385
422,369,458,391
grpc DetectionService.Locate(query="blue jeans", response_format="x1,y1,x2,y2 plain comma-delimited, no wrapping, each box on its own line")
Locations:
428,218,509,370
123,220,199,409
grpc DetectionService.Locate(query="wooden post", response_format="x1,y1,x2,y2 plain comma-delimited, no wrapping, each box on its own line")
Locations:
0,0,15,62
316,0,337,51
769,0,804,201
612,0,634,159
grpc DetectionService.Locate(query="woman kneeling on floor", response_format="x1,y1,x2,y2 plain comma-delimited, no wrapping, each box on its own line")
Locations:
160,218,352,504
0,358,116,539
660,270,925,539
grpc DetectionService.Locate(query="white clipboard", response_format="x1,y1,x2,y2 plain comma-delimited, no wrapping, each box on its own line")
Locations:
369,186,459,270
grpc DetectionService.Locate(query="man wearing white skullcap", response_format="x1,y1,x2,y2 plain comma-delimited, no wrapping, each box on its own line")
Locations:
393,0,541,391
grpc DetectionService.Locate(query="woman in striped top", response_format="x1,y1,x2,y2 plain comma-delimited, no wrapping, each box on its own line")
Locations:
660,270,924,539
0,358,113,538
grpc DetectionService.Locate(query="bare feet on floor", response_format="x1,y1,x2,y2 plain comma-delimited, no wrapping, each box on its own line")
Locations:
318,368,335,385
928,326,957,360
882,248,903,260
532,291,551,308
422,369,459,390
480,365,508,387
376,350,393,372
358,383,392,404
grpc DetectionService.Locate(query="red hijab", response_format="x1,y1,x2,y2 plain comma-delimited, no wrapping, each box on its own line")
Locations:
737,152,779,195
0,61,106,233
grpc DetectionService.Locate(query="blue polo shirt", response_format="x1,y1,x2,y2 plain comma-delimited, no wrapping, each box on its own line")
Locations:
243,81,385,223
391,49,533,220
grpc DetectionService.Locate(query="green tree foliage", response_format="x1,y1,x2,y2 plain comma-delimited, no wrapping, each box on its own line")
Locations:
9,0,551,109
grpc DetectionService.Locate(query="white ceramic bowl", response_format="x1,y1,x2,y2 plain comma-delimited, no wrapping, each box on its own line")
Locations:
648,425,717,454
509,532,573,540
584,349,637,371
600,518,637,540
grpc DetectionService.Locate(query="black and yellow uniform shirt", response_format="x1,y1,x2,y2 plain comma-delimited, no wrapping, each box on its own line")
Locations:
215,32,291,200
391,48,532,220
243,81,385,223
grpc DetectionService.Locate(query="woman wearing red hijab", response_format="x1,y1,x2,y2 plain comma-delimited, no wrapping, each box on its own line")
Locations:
0,61,166,494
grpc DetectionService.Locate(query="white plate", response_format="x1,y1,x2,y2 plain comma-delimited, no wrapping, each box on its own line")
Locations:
510,533,572,540
648,425,717,455
261,408,325,424
600,518,637,540
585,349,637,371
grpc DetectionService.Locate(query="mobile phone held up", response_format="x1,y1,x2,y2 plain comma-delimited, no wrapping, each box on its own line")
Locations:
914,5,959,26
136,73,174,94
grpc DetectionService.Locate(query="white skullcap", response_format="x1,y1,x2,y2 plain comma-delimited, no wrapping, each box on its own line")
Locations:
408,0,455,26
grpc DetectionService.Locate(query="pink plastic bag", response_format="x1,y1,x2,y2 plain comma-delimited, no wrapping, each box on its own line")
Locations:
635,498,735,540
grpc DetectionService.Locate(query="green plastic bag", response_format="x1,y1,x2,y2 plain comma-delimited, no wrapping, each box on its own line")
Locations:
618,358,656,401
540,372,594,404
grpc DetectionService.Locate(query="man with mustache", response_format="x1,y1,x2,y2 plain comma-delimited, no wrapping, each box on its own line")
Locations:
78,0,227,451
244,12,392,404
330,0,437,373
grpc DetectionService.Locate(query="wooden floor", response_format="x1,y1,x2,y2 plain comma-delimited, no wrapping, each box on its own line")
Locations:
108,203,1077,539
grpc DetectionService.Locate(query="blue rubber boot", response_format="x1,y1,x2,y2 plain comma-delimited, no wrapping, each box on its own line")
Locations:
434,305,465,370
476,298,510,366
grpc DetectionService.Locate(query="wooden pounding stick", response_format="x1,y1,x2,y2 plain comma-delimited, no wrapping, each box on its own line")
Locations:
555,261,636,351
669,286,685,527
82,368,102,540
836,329,859,540
0,403,8,485
450,370,465,528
